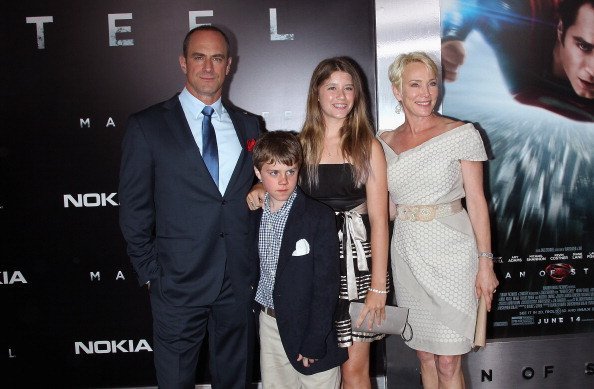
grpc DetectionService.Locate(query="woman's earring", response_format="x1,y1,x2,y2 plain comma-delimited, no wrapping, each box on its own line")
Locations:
395,102,402,114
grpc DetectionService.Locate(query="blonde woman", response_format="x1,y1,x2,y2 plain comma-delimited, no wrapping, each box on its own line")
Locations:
379,52,499,389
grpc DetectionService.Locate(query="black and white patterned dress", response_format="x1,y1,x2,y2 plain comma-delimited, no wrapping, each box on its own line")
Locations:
302,163,389,347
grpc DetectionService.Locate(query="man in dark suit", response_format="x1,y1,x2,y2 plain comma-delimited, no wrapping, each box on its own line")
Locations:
250,131,348,388
119,25,261,388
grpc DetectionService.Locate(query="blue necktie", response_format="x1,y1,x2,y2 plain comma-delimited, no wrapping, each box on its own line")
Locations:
201,106,219,186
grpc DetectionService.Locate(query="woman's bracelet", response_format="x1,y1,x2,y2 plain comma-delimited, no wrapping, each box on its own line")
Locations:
478,252,494,259
368,287,389,294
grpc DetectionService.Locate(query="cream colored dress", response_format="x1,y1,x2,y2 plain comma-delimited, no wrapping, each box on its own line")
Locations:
379,123,487,355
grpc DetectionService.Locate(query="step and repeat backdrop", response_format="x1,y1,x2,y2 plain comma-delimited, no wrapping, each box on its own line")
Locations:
2,1,376,387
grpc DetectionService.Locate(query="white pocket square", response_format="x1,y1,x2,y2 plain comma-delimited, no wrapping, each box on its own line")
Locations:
292,239,310,256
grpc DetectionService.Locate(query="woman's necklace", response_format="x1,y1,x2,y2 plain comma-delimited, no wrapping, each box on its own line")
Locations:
323,142,340,158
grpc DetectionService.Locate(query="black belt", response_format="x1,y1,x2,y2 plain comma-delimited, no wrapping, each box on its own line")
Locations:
260,305,276,318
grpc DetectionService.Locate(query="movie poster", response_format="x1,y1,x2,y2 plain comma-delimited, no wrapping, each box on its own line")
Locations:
441,0,594,337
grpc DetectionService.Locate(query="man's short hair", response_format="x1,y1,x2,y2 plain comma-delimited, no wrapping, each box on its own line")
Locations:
558,0,594,42
182,25,231,57
253,131,303,171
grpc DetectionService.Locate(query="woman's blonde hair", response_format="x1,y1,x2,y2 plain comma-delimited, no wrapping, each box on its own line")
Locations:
388,51,439,92
300,57,374,188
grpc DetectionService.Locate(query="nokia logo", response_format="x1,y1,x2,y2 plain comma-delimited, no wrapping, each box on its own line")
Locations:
1,271,27,285
63,193,118,208
74,339,152,355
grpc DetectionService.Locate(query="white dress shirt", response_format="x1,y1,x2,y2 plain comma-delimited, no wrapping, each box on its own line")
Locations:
178,87,242,195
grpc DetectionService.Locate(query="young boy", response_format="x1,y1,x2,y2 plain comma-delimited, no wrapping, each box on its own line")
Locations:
250,131,348,388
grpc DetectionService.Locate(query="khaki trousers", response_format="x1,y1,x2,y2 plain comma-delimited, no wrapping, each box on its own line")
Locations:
259,311,341,389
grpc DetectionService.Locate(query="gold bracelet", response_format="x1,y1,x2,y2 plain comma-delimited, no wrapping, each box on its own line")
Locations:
368,287,388,294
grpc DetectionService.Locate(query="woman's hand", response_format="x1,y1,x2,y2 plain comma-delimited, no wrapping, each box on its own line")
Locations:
359,139,390,330
461,159,499,311
357,289,387,331
246,182,265,210
475,259,499,311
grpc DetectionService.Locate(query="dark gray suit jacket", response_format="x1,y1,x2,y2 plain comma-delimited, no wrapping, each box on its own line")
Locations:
119,94,261,307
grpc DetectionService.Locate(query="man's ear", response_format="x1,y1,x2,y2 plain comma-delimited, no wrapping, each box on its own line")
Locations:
225,57,232,76
179,55,187,74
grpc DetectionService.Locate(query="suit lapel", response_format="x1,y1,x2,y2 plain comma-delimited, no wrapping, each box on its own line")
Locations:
224,103,249,197
276,189,307,277
163,96,201,162
164,95,220,194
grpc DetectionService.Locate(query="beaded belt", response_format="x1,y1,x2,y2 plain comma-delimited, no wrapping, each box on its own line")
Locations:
395,199,463,222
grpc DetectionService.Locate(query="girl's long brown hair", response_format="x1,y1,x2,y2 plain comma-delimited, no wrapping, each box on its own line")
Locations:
299,57,374,188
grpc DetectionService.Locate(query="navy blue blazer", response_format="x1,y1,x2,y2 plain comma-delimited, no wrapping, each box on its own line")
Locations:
251,187,349,375
119,94,261,307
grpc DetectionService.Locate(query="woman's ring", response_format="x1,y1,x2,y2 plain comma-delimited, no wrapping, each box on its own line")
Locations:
492,289,497,294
